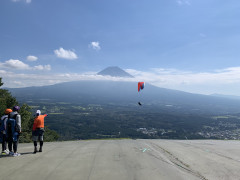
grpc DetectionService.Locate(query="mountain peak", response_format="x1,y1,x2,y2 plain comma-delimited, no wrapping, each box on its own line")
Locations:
97,66,134,78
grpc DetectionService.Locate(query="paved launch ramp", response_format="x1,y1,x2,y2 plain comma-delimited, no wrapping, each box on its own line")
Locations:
1,139,240,180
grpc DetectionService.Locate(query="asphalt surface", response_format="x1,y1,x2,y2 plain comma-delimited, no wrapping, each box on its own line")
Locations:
1,139,240,180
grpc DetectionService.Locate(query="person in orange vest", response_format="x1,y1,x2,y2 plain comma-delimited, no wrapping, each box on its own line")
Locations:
32,110,47,153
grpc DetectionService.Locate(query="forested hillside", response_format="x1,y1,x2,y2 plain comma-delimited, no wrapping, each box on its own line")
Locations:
0,78,59,142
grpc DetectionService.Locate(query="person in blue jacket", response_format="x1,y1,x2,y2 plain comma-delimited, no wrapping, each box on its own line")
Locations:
0,109,12,155
7,106,21,157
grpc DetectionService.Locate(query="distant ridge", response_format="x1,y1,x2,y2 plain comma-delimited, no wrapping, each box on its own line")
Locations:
211,93,240,100
97,66,134,78
8,80,240,114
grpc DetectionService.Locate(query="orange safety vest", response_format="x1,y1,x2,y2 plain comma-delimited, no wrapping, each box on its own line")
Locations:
32,114,47,131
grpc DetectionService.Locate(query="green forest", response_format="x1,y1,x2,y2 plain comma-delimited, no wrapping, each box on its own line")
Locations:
21,96,240,141
0,78,59,143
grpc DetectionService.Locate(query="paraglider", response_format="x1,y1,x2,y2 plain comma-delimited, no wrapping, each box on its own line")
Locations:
138,82,145,92
138,82,145,106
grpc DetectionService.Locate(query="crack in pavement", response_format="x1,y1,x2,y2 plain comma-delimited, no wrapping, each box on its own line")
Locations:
145,141,208,180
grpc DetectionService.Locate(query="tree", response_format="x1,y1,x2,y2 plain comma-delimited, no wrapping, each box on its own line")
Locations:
0,78,59,142
0,77,3,87
19,104,33,142
0,79,17,117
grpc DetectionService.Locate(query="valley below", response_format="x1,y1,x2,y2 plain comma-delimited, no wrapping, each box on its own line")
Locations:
16,98,240,141
8,80,240,141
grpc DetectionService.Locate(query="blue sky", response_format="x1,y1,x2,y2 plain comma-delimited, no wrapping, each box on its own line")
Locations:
1,0,240,95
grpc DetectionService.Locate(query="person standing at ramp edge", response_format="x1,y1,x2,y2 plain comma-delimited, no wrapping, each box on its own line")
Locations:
7,106,21,157
0,108,12,155
32,110,47,153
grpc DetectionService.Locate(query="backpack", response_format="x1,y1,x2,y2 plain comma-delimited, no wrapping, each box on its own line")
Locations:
6,114,19,141
0,118,3,132
0,116,8,132
0,117,5,143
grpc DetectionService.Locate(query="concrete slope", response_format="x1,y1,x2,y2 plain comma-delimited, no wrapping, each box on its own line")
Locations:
0,139,240,180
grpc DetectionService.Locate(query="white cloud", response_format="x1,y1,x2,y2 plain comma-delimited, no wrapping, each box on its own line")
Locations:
0,70,7,74
0,70,136,88
27,55,38,61
3,66,240,95
33,65,51,71
125,67,240,95
0,59,50,71
0,59,30,70
176,0,190,6
12,0,31,3
54,47,78,60
89,41,101,51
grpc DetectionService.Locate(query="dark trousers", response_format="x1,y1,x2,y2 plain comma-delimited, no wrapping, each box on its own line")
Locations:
2,134,7,152
8,136,19,153
34,141,43,147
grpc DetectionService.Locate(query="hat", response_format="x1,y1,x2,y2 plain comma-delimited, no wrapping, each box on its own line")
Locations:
13,106,20,112
36,110,41,116
5,109,12,115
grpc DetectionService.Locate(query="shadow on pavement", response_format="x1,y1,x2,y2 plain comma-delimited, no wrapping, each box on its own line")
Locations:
0,152,34,158
20,152,35,155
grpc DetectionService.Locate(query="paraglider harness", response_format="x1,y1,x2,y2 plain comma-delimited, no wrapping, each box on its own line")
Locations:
6,114,20,142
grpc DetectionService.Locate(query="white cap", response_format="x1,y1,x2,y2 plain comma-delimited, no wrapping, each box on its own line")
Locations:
36,110,41,115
